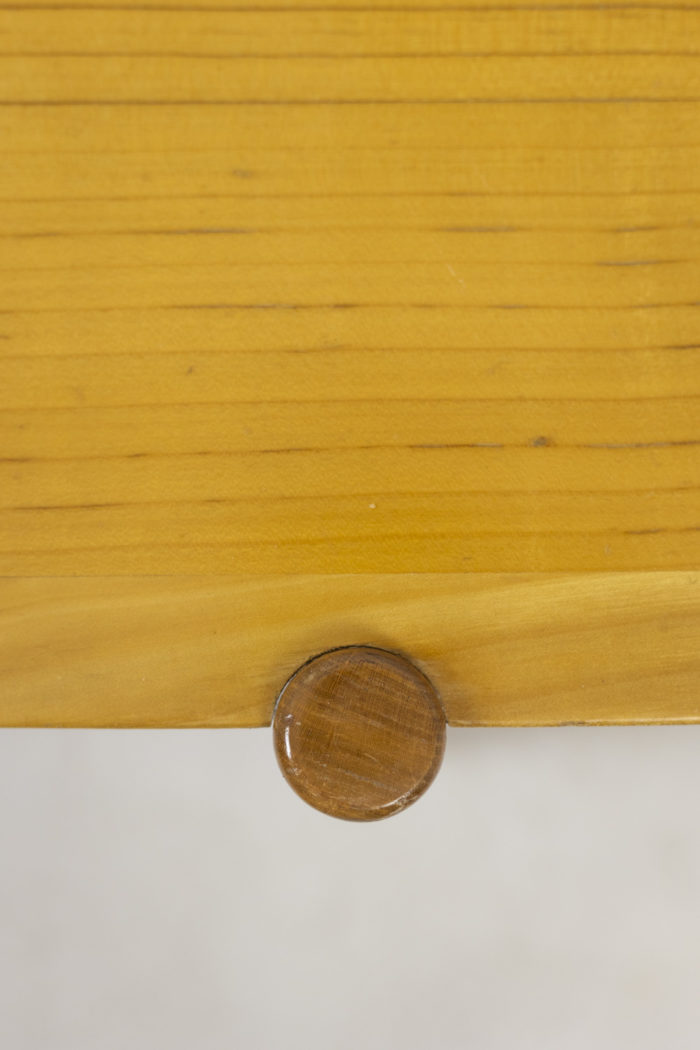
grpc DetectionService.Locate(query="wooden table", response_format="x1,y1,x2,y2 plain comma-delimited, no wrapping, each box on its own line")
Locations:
1,0,698,729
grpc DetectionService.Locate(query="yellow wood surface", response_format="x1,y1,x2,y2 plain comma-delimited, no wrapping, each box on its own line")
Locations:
1,3,698,728
1,1,699,574
1,572,698,727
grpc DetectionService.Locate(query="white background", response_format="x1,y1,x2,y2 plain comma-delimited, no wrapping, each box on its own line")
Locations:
1,726,699,1049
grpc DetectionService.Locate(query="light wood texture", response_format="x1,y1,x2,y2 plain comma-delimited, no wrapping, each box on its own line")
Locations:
1,572,698,728
273,646,445,821
1,1,699,574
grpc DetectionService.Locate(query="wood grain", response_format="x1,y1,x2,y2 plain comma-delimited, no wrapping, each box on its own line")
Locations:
1,1,699,574
1,572,698,728
272,645,446,820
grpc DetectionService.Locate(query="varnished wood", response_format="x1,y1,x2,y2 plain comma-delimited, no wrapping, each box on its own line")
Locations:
273,646,445,820
1,572,698,728
1,4,698,731
1,1,699,574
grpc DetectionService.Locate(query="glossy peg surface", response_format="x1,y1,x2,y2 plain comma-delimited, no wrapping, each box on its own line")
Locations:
272,646,446,821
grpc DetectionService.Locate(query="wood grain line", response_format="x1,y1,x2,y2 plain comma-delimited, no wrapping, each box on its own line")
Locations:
3,50,700,58
2,4,699,12
3,97,700,105
3,190,699,203
1,303,699,315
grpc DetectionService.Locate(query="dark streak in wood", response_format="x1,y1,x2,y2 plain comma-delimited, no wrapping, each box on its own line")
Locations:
5,49,700,59
7,486,696,512
2,438,699,464
3,144,700,156
1,3,699,13
624,526,700,534
2,526,699,558
2,189,699,204
1,298,699,316
1,343,698,361
586,440,700,448
2,96,700,106
1,222,697,239
4,255,691,275
597,258,676,267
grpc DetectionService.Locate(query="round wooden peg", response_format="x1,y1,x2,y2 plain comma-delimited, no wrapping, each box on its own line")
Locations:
272,645,446,821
